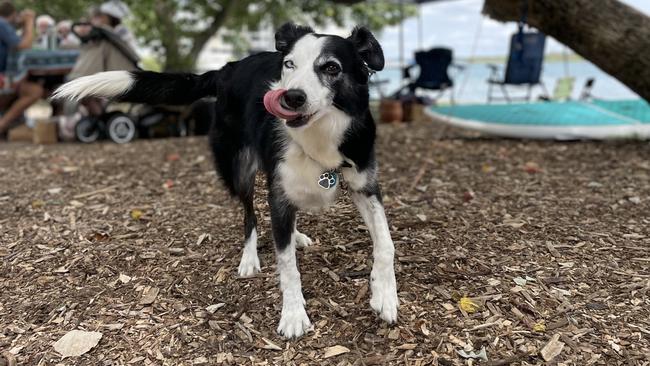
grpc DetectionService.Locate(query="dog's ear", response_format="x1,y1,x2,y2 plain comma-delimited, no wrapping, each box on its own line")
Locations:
347,26,384,71
275,22,314,54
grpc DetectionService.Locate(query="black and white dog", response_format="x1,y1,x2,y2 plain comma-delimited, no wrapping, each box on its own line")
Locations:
54,23,398,338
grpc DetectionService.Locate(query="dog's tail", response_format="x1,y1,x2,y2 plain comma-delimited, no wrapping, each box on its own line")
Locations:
52,70,220,105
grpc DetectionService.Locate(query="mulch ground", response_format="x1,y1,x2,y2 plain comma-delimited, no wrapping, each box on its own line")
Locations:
1,121,649,366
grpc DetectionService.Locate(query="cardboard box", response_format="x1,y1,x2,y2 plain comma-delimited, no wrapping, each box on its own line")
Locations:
33,120,58,144
7,124,33,142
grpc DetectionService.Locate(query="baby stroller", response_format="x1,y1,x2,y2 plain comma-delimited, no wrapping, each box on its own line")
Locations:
66,23,141,143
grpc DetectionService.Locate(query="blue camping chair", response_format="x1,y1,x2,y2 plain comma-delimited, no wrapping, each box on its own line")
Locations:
487,32,549,103
393,47,463,104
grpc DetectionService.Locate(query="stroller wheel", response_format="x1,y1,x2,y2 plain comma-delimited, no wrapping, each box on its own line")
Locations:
75,116,101,143
107,113,137,143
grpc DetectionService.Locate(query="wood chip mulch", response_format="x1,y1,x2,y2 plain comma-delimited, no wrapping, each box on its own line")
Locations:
1,121,649,365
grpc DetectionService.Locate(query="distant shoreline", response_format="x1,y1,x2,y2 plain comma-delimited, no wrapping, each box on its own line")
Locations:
460,52,584,64
384,52,585,68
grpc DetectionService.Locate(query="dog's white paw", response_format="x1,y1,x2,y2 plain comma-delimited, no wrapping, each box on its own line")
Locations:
238,250,260,277
294,231,313,248
277,305,311,338
370,268,399,323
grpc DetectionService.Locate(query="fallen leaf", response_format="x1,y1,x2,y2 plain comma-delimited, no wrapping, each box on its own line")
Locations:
53,330,102,358
487,278,501,286
139,286,160,305
481,163,495,173
457,346,488,361
628,196,641,204
459,297,480,313
166,153,181,162
463,190,475,202
540,333,565,361
118,274,131,284
523,161,542,174
513,277,528,286
31,200,45,208
323,345,350,358
163,179,174,189
533,321,546,332
130,209,143,220
388,328,400,340
48,187,62,195
89,232,110,242
206,303,225,313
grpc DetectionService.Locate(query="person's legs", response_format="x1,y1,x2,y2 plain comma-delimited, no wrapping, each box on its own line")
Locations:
0,81,44,134
81,97,104,116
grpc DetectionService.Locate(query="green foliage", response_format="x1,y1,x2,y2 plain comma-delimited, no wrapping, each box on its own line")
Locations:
15,0,415,71
14,0,93,20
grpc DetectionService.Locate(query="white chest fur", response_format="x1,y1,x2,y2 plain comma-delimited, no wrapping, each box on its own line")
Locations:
277,142,340,211
275,108,351,211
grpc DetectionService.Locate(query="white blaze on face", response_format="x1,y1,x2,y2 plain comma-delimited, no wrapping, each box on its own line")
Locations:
278,34,332,114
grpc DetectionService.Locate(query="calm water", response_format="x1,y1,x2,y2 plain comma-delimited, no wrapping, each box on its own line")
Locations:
371,60,639,103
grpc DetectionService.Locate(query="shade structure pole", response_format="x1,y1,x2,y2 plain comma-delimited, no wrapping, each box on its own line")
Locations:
417,3,423,49
399,0,405,81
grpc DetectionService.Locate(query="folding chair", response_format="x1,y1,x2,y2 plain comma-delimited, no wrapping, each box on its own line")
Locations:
393,47,463,104
487,32,548,103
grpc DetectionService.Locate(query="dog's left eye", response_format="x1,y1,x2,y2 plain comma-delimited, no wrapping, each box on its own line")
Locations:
322,62,341,75
284,60,295,69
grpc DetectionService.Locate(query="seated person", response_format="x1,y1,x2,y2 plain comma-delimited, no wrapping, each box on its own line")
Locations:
0,1,43,137
56,20,80,49
70,0,138,116
34,14,54,49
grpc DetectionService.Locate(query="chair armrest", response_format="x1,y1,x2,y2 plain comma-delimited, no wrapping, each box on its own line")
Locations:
402,63,417,79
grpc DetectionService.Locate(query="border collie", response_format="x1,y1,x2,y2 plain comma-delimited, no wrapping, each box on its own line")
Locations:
54,23,398,338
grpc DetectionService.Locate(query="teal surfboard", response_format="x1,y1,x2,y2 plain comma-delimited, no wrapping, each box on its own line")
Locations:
426,99,650,140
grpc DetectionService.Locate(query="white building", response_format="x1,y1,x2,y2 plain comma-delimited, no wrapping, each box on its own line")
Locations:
197,24,349,72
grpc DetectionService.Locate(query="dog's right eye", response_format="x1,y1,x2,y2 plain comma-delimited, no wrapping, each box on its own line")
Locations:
284,60,295,69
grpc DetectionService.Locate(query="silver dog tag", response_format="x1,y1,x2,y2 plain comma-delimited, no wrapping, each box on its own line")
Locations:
318,171,338,190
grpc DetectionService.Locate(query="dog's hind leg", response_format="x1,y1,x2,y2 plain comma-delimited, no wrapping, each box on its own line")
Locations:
269,190,311,338
236,149,260,277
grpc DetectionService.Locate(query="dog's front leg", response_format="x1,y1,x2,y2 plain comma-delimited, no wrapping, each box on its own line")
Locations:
344,167,399,323
268,191,311,338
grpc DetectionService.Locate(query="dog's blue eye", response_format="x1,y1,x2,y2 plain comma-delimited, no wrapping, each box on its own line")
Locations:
284,60,295,69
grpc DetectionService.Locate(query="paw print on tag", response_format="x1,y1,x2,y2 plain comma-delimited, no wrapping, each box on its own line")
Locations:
318,171,338,189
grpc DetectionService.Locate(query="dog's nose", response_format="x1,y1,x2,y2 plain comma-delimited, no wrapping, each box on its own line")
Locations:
282,89,307,110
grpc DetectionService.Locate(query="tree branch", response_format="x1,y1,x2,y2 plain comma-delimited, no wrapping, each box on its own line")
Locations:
188,0,239,62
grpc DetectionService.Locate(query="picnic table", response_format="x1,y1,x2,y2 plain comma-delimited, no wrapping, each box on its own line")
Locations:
3,49,79,90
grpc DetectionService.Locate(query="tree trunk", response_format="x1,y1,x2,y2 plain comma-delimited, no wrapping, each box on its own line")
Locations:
483,0,650,102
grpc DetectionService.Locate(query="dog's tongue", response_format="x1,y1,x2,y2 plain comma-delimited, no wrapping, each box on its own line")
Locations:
263,89,300,120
